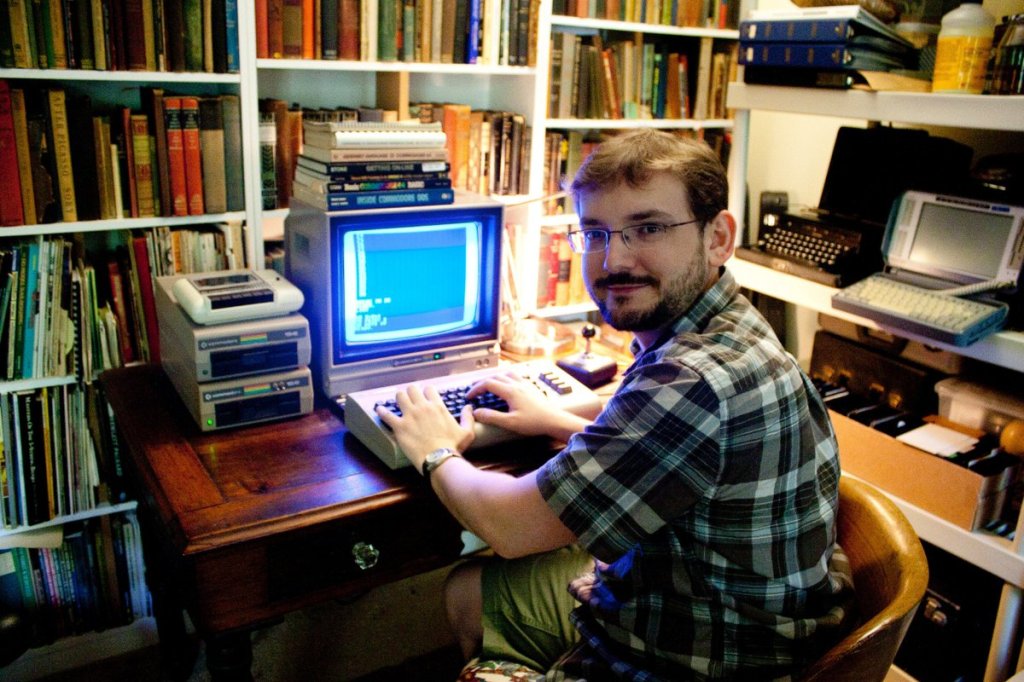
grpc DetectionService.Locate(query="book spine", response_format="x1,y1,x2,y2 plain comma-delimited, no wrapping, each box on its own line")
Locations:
183,0,203,70
321,0,338,59
258,113,277,209
302,145,449,163
296,185,454,210
130,236,159,363
305,129,448,148
338,0,359,59
10,87,34,225
0,81,24,227
738,42,854,68
296,157,449,175
129,114,155,217
47,89,77,223
221,94,244,211
123,0,147,69
180,96,205,215
268,0,284,58
211,0,229,72
255,0,269,57
739,17,853,43
282,0,302,57
299,175,452,192
163,97,189,216
198,96,227,213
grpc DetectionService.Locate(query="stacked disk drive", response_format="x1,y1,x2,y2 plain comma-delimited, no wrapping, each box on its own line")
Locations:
154,269,314,431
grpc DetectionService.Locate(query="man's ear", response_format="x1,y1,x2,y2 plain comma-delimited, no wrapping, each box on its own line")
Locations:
705,210,736,267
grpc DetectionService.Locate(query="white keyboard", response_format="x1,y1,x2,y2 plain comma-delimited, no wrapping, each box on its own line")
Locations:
341,359,605,469
831,274,1008,346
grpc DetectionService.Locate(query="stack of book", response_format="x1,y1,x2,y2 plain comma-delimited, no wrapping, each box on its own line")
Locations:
738,5,921,89
293,120,454,211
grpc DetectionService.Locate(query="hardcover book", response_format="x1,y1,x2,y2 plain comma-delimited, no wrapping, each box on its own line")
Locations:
292,184,454,210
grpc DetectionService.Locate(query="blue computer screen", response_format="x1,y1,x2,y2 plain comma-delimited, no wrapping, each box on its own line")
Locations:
343,223,480,343
329,205,502,365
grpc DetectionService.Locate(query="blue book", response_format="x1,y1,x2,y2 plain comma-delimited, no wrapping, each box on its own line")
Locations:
294,186,455,211
742,6,913,49
738,41,913,71
467,0,481,64
225,0,240,72
0,549,22,609
20,241,38,379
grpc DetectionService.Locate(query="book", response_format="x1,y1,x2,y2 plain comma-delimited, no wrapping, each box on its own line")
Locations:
441,103,471,189
180,96,205,215
339,0,359,59
129,114,155,217
301,121,447,149
130,236,159,363
163,98,189,216
0,81,24,226
292,184,454,210
294,168,451,193
225,0,240,71
221,94,244,212
295,156,449,176
282,0,302,57
66,93,101,221
300,144,449,163
141,88,171,218
258,112,277,209
183,0,203,70
198,96,227,214
46,89,76,223
738,41,914,71
321,0,338,59
739,15,914,49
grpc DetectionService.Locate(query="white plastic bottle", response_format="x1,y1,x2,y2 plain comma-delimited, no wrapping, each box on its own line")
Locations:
932,0,997,93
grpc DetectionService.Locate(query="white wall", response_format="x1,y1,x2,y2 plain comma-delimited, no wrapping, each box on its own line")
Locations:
740,0,1024,363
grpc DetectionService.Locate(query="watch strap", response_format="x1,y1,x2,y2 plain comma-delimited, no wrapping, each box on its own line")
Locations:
422,447,462,478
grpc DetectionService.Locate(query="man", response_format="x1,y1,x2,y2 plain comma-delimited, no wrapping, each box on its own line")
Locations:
376,129,852,680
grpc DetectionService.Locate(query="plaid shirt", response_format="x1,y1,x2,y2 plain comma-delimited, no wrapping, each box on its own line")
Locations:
537,269,851,681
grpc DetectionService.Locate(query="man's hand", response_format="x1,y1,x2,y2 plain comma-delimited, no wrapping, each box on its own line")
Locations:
467,373,591,442
375,385,476,472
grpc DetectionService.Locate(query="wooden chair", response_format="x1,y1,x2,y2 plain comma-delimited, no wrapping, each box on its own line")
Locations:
798,475,929,681
459,475,929,682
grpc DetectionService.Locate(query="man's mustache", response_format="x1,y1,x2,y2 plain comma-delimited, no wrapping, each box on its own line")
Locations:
594,274,658,288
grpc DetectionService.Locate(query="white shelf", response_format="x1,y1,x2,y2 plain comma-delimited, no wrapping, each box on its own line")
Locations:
1,211,249,238
551,15,738,40
728,257,1024,373
0,67,241,84
727,83,1024,131
256,58,536,76
546,117,735,130
0,501,139,540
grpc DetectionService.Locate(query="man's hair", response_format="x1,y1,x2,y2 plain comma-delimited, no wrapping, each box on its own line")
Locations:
568,129,728,225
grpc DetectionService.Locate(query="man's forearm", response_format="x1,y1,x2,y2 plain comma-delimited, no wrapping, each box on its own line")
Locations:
429,458,575,558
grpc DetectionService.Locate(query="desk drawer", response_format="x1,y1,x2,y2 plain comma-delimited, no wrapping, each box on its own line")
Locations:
266,501,464,602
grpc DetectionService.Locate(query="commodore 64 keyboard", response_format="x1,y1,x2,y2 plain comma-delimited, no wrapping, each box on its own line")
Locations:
341,360,605,469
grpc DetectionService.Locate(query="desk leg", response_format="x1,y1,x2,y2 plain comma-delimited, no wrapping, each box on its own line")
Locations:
206,630,254,682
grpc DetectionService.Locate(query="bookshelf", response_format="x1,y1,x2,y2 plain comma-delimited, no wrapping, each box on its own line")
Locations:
0,0,255,657
725,82,1024,681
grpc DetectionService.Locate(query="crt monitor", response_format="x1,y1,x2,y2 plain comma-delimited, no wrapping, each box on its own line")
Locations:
285,193,505,399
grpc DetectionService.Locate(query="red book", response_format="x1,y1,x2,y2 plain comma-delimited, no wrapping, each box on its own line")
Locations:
106,258,136,363
338,0,359,59
180,96,205,215
163,97,189,216
256,0,270,57
268,0,285,58
131,236,160,363
302,0,314,59
0,81,24,226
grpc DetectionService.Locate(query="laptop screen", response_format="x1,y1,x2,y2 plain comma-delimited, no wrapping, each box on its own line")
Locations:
886,191,1024,286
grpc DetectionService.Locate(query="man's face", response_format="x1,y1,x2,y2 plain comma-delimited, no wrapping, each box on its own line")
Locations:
577,172,716,344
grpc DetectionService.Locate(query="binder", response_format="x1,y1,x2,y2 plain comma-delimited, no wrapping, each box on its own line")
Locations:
738,41,913,71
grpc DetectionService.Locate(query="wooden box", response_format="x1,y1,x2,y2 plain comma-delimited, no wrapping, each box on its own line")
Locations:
831,411,1012,531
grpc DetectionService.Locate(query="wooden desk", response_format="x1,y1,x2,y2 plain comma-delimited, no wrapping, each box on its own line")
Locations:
100,364,546,681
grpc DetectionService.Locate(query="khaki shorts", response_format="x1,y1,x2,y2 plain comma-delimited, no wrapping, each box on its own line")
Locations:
479,545,594,673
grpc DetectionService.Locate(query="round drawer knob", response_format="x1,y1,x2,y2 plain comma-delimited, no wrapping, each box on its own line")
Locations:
352,541,380,570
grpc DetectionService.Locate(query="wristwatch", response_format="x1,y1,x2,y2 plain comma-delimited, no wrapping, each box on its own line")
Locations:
422,447,462,479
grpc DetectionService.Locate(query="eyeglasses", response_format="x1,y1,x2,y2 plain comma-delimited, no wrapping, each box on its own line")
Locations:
566,219,702,254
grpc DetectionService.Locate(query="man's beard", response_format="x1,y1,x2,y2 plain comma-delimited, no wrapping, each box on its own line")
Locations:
592,257,708,332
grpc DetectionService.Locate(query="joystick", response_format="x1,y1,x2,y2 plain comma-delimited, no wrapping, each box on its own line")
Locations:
556,324,618,388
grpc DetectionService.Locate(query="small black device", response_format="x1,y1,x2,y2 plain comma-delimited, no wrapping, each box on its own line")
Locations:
556,324,617,389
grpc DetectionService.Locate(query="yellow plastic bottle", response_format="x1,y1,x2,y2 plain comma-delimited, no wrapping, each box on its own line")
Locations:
932,1,996,93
